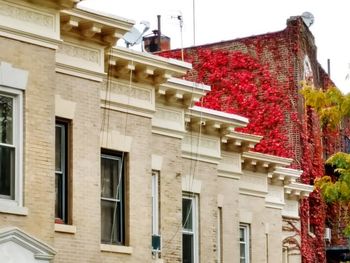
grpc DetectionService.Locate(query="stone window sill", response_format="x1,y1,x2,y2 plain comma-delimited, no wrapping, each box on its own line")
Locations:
0,200,28,216
54,224,76,234
100,244,133,254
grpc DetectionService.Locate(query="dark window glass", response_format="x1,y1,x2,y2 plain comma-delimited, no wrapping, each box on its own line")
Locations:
182,198,193,231
0,146,15,198
183,233,194,263
55,122,68,224
0,95,15,199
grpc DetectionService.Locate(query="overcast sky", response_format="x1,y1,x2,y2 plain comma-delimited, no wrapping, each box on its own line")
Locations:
79,0,350,93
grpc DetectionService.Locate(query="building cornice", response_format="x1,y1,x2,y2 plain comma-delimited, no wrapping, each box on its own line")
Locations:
157,78,210,107
60,7,134,45
284,182,314,199
222,131,262,152
241,151,292,172
107,47,191,84
185,106,248,137
268,167,303,186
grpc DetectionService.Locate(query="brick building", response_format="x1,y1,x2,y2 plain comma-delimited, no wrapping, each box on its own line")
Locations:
160,14,340,263
0,1,313,262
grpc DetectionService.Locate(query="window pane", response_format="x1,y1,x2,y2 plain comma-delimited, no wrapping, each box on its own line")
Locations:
55,126,62,171
0,145,15,198
183,233,194,263
240,243,246,261
0,95,13,144
101,156,120,199
101,200,121,244
240,228,244,241
182,198,193,230
55,173,63,220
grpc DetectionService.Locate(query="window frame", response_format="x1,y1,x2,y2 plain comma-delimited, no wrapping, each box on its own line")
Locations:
0,86,24,210
182,194,199,263
100,150,126,246
239,224,250,263
55,119,71,224
152,170,160,236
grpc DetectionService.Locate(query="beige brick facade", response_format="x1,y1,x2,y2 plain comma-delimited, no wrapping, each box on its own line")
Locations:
0,1,312,263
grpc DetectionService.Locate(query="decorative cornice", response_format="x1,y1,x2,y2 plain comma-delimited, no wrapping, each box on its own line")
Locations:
284,182,314,199
268,167,303,186
107,47,191,83
241,151,292,172
222,131,262,152
60,7,134,45
185,106,248,136
157,78,210,107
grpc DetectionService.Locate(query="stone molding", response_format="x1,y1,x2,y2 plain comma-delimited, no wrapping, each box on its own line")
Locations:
0,0,60,48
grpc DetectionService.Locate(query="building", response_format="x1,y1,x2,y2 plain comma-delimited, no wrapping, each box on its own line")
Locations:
159,14,340,263
0,0,313,262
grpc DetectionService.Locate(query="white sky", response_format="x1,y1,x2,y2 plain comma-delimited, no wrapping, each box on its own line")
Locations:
80,0,350,93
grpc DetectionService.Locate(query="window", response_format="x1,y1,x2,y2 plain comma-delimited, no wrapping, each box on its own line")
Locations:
152,170,161,252
217,207,223,263
240,224,250,263
182,194,198,263
101,151,126,245
0,87,23,206
55,120,70,224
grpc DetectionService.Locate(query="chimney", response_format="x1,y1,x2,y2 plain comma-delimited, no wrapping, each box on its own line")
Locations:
143,15,171,53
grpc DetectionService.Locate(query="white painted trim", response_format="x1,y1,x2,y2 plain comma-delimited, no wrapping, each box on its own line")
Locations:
100,244,133,254
167,77,211,92
0,227,56,259
189,106,249,124
54,224,76,234
0,85,25,210
0,200,28,215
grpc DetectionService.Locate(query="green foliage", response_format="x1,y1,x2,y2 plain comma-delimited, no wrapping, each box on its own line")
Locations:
300,84,350,128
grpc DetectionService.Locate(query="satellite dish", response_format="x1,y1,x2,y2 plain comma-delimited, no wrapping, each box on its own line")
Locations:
301,11,314,27
123,20,150,47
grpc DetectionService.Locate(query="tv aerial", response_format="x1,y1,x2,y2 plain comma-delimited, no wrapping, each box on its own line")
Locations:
301,11,314,27
123,20,150,47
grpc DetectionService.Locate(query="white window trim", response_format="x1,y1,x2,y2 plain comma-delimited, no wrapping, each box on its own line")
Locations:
152,170,159,236
0,86,26,215
240,224,250,263
182,194,199,263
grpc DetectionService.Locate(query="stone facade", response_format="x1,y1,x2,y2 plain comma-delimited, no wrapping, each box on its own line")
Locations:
0,1,313,262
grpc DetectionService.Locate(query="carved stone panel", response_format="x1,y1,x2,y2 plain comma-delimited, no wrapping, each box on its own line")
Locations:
56,41,103,74
0,1,59,40
153,107,185,132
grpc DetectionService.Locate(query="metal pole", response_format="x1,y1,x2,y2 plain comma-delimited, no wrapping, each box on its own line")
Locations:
193,0,196,45
157,15,161,51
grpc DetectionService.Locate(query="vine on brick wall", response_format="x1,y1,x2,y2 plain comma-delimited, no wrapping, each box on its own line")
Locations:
160,34,326,261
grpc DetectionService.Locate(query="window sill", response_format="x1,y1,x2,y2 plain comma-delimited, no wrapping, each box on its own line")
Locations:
0,200,28,216
54,224,76,234
100,244,133,254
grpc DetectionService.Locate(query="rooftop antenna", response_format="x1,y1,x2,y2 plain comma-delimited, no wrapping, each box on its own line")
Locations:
301,11,315,27
172,11,184,61
123,20,150,48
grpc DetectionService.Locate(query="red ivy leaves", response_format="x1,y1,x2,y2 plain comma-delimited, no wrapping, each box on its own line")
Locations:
160,39,326,262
